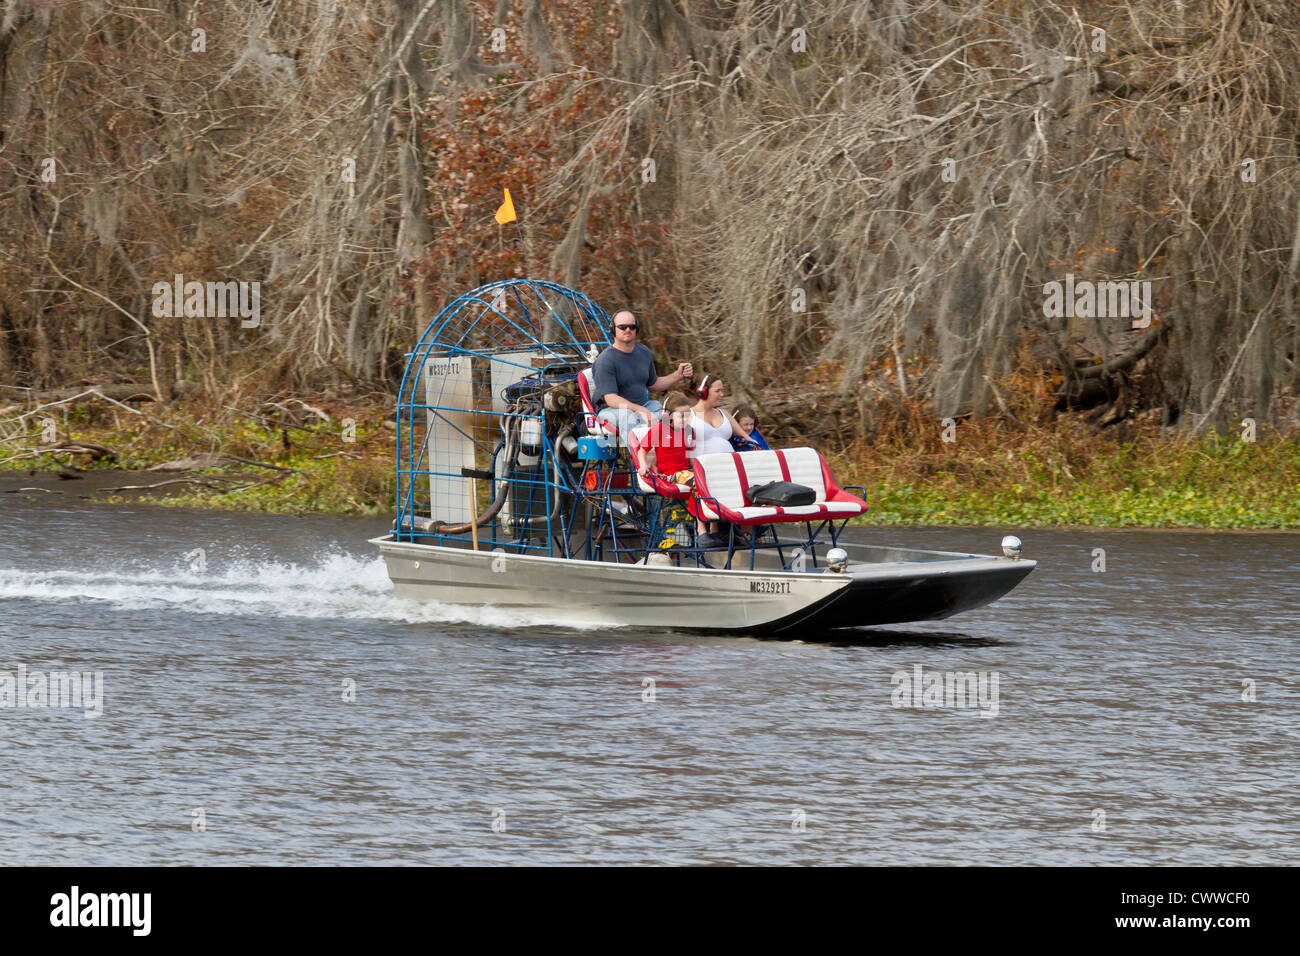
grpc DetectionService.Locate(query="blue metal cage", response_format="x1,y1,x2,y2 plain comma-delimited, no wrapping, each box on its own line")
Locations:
394,279,610,555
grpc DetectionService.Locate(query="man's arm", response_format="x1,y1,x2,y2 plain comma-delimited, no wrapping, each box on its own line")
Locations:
601,392,636,410
599,393,655,432
650,361,693,392
601,389,656,427
592,353,619,408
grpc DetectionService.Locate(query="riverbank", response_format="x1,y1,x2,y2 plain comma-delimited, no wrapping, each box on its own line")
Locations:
0,391,394,517
828,414,1300,529
2,394,1296,528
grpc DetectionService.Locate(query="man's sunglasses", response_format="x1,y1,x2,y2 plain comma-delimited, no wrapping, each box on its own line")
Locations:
615,323,638,331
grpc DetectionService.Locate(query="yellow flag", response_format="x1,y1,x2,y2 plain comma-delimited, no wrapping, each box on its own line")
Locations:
495,188,516,225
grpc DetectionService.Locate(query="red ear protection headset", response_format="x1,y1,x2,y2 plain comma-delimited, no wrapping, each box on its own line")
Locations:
696,374,714,399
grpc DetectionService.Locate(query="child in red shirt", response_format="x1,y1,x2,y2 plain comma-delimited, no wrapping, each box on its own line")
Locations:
637,392,695,486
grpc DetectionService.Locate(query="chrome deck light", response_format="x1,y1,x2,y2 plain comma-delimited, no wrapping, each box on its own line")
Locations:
1001,535,1023,560
826,548,849,572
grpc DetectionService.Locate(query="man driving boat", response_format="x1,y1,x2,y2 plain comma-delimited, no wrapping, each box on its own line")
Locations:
592,308,692,444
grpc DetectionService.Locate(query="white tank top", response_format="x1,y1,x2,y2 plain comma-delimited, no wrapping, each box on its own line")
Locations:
690,409,733,456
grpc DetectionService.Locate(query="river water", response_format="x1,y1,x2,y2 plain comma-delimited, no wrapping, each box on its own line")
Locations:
1,485,1296,865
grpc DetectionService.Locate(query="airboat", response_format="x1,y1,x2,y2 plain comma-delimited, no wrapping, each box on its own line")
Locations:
370,279,1035,634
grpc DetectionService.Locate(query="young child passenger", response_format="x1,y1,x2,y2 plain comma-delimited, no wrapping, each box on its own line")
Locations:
637,391,695,486
729,404,771,451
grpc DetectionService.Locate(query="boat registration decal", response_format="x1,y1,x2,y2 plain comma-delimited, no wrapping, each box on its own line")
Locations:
750,580,792,594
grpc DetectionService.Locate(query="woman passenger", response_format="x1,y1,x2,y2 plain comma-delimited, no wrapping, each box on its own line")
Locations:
690,374,750,456
690,374,752,548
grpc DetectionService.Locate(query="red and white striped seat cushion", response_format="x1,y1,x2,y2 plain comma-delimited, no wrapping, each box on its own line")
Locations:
577,367,618,437
628,425,692,497
690,447,868,525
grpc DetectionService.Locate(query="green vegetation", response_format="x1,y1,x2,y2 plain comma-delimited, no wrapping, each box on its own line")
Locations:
829,424,1300,529
0,398,395,517
3,398,1295,529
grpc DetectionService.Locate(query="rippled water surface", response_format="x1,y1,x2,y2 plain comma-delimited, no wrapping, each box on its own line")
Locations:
1,488,1297,864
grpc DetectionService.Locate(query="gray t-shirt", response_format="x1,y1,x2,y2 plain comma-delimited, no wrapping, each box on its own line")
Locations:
592,343,658,409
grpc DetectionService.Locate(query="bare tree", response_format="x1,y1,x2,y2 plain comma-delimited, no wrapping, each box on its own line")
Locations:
2,0,1298,441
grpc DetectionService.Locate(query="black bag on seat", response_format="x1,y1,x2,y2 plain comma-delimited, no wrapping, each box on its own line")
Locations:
746,480,816,506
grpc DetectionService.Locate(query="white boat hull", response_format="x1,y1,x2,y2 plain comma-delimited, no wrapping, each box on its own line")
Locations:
372,535,1036,634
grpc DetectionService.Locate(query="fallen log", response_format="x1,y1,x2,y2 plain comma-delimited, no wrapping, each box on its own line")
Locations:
5,383,158,405
46,441,118,461
148,453,227,472
0,388,179,431
0,442,120,466
96,477,225,493
148,452,302,474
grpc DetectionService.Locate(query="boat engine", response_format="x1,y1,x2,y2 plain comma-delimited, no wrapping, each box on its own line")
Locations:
504,415,550,541
497,368,580,541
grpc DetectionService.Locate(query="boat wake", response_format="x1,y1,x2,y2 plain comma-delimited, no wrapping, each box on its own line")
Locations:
0,552,593,629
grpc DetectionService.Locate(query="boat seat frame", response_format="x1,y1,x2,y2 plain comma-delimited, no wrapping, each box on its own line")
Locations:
576,431,867,571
